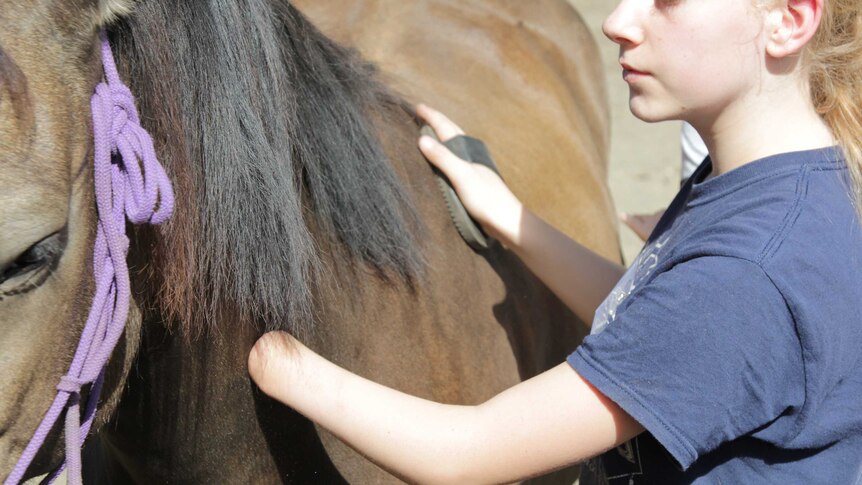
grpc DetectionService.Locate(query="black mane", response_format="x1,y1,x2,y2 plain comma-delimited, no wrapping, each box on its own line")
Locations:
112,0,423,337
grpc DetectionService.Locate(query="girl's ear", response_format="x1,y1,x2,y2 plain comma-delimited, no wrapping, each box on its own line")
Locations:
765,0,823,58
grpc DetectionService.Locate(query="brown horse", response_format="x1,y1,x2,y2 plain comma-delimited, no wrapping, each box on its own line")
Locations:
293,0,618,247
0,0,618,483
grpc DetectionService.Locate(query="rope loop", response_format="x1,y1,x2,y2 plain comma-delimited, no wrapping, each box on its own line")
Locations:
56,376,88,395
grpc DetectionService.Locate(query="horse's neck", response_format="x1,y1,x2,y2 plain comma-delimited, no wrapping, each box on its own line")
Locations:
93,314,347,483
94,112,426,483
95,104,580,483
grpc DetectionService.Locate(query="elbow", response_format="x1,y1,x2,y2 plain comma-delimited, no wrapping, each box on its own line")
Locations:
410,420,491,485
391,411,490,485
412,462,480,485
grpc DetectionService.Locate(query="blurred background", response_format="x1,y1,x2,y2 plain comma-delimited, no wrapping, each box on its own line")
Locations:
569,0,680,264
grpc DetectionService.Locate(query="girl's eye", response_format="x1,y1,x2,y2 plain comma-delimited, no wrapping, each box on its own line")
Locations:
0,231,65,285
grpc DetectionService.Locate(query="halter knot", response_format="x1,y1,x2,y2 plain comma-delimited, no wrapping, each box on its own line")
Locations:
56,376,88,395
95,82,139,141
91,74,174,226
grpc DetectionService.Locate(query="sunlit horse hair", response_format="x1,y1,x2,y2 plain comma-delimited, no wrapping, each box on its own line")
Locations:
111,0,425,340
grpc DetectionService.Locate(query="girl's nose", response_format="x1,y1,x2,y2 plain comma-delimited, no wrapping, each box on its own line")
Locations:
602,0,645,46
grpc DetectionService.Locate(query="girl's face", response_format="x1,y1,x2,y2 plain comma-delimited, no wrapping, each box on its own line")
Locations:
603,0,770,126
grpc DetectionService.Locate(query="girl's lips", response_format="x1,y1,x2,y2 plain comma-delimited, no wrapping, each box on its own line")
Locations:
621,63,650,81
623,69,649,80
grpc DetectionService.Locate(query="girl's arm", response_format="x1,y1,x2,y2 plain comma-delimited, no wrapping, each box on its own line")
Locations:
504,208,626,325
249,332,643,485
417,105,625,324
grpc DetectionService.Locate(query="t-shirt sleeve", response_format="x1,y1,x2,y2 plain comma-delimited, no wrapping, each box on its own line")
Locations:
568,256,804,469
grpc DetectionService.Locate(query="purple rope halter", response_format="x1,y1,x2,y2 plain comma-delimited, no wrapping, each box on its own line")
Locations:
5,30,174,485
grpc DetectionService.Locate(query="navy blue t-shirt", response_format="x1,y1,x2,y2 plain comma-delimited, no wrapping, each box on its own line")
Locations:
569,147,862,484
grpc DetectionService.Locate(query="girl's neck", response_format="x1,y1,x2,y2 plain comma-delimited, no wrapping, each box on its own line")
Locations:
692,81,835,177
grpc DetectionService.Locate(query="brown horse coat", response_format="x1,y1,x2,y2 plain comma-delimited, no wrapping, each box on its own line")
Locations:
295,0,619,257
0,1,618,483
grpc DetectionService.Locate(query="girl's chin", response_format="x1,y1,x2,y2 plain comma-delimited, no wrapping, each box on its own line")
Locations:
629,111,675,124
628,99,680,124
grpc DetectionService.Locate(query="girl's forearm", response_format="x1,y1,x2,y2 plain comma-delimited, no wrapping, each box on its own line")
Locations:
413,109,624,321
503,207,625,324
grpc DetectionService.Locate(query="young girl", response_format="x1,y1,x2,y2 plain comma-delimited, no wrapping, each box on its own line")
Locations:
249,0,862,482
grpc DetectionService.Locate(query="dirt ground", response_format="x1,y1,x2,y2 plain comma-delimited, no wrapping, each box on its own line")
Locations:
569,0,680,264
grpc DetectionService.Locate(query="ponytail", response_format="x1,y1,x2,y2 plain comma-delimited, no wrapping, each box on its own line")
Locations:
806,0,862,217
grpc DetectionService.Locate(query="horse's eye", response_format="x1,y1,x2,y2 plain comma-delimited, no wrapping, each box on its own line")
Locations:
0,231,65,285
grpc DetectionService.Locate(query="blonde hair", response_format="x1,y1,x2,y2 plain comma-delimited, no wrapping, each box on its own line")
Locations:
806,0,862,217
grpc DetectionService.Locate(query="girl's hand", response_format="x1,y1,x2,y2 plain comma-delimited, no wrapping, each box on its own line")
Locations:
417,104,525,247
248,331,304,400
